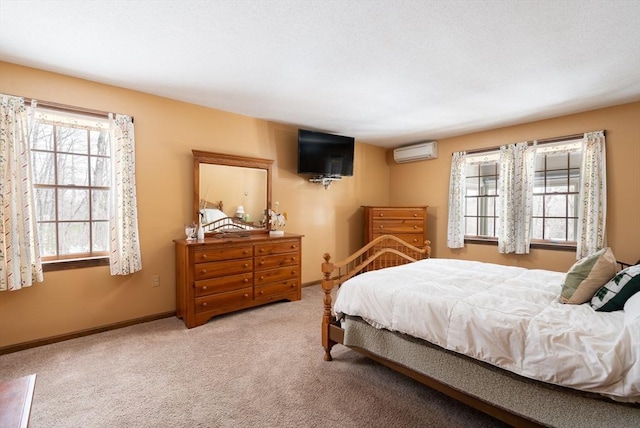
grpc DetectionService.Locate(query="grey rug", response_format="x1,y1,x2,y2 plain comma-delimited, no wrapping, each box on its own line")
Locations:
0,286,507,427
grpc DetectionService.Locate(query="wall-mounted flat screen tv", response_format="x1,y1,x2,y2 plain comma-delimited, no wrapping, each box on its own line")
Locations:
297,129,354,177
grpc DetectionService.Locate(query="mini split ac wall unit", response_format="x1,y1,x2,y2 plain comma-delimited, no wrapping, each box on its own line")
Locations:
393,141,438,163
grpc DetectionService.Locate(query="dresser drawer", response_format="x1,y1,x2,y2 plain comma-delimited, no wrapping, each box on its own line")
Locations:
255,240,300,256
194,272,253,297
370,208,424,219
194,245,252,263
372,219,423,234
371,233,425,247
255,266,299,285
194,287,253,314
255,280,299,301
255,253,299,270
194,258,252,280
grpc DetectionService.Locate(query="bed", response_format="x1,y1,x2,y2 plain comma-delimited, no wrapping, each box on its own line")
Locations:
199,202,263,233
321,235,640,426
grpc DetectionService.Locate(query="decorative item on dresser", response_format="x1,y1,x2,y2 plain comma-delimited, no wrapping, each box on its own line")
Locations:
174,233,302,328
363,206,428,269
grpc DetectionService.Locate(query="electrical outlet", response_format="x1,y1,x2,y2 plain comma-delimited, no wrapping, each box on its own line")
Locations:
151,275,160,287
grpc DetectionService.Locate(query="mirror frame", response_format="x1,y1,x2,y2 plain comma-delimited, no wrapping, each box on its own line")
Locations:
193,149,273,236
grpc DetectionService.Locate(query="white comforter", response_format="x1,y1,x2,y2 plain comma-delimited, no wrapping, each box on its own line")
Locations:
333,258,640,402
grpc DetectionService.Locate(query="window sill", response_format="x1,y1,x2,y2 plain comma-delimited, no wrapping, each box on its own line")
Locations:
464,237,576,252
42,257,109,272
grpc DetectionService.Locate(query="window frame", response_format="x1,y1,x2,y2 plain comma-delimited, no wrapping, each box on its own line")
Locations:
462,137,584,251
29,106,112,272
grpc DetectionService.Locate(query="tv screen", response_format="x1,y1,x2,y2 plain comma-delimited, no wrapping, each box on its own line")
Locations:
297,129,354,177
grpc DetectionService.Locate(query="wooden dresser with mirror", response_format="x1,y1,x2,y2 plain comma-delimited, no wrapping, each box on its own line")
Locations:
174,150,302,328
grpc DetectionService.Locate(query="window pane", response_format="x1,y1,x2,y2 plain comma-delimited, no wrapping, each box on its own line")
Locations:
569,151,581,168
479,217,495,237
92,189,109,220
32,123,54,151
545,219,566,240
91,156,111,187
532,218,543,240
568,169,580,191
465,217,477,235
465,197,478,216
34,188,56,221
37,223,57,257
479,163,496,175
466,177,479,195
568,194,579,217
59,222,90,255
31,151,55,185
92,221,109,252
481,178,497,196
57,127,88,154
534,155,545,171
58,154,89,186
546,173,568,193
484,196,495,217
545,194,566,217
58,189,89,220
90,130,110,156
532,195,543,216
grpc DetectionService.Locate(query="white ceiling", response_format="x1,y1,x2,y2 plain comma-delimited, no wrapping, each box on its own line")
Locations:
1,1,639,148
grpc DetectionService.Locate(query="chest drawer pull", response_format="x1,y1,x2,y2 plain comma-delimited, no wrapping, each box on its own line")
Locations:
201,269,207,275
243,263,249,268
243,293,249,298
379,213,384,217
201,302,208,307
379,225,384,229
202,254,208,259
413,225,418,229
202,286,208,291
243,278,249,283
291,244,296,249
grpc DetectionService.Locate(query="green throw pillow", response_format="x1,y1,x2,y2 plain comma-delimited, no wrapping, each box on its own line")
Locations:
560,247,618,304
591,265,640,312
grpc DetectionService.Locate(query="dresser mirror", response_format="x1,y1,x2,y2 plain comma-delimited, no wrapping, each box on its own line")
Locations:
193,150,273,236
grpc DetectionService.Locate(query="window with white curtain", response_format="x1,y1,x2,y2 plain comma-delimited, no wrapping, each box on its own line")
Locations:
29,107,112,265
463,139,583,246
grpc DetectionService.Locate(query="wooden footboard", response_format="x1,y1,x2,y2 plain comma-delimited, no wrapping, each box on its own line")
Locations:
321,235,430,361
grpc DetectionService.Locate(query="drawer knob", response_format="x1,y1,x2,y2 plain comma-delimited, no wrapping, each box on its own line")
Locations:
259,290,264,295
379,225,384,229
291,257,296,261
202,302,208,307
260,261,265,265
290,283,295,288
379,213,384,217
243,250,249,255
201,269,207,274
260,276,264,280
243,293,249,298
291,270,296,275
243,263,249,268
291,244,296,249
413,225,417,229
413,213,417,217
202,286,208,291
259,248,265,253
243,278,249,283
202,254,208,259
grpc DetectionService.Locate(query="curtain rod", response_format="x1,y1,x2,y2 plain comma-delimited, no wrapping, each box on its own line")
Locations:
7,94,134,123
464,132,602,155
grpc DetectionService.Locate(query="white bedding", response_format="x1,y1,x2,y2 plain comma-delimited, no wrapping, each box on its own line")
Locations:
333,258,640,402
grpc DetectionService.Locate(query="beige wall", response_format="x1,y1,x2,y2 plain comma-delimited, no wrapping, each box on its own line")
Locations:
0,62,389,347
2,61,637,348
389,101,640,272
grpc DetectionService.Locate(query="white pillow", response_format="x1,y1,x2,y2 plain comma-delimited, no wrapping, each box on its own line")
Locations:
624,291,640,326
203,208,227,223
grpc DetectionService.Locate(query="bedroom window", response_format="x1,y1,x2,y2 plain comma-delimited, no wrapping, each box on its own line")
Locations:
463,139,583,247
531,149,581,243
30,108,112,269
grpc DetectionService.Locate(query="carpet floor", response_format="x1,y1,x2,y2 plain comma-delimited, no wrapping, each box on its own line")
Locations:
0,285,510,427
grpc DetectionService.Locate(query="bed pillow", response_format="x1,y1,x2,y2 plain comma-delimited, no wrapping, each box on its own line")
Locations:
590,265,640,312
560,247,617,304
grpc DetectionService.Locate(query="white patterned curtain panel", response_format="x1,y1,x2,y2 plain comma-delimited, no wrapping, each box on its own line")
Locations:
576,131,607,259
497,142,536,254
109,114,142,275
447,151,466,248
0,95,43,291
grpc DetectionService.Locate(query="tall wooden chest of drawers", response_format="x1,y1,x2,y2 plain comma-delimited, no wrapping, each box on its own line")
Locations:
363,206,428,248
175,233,302,328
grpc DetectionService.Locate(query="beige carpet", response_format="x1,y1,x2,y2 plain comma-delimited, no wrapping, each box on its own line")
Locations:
0,285,509,427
